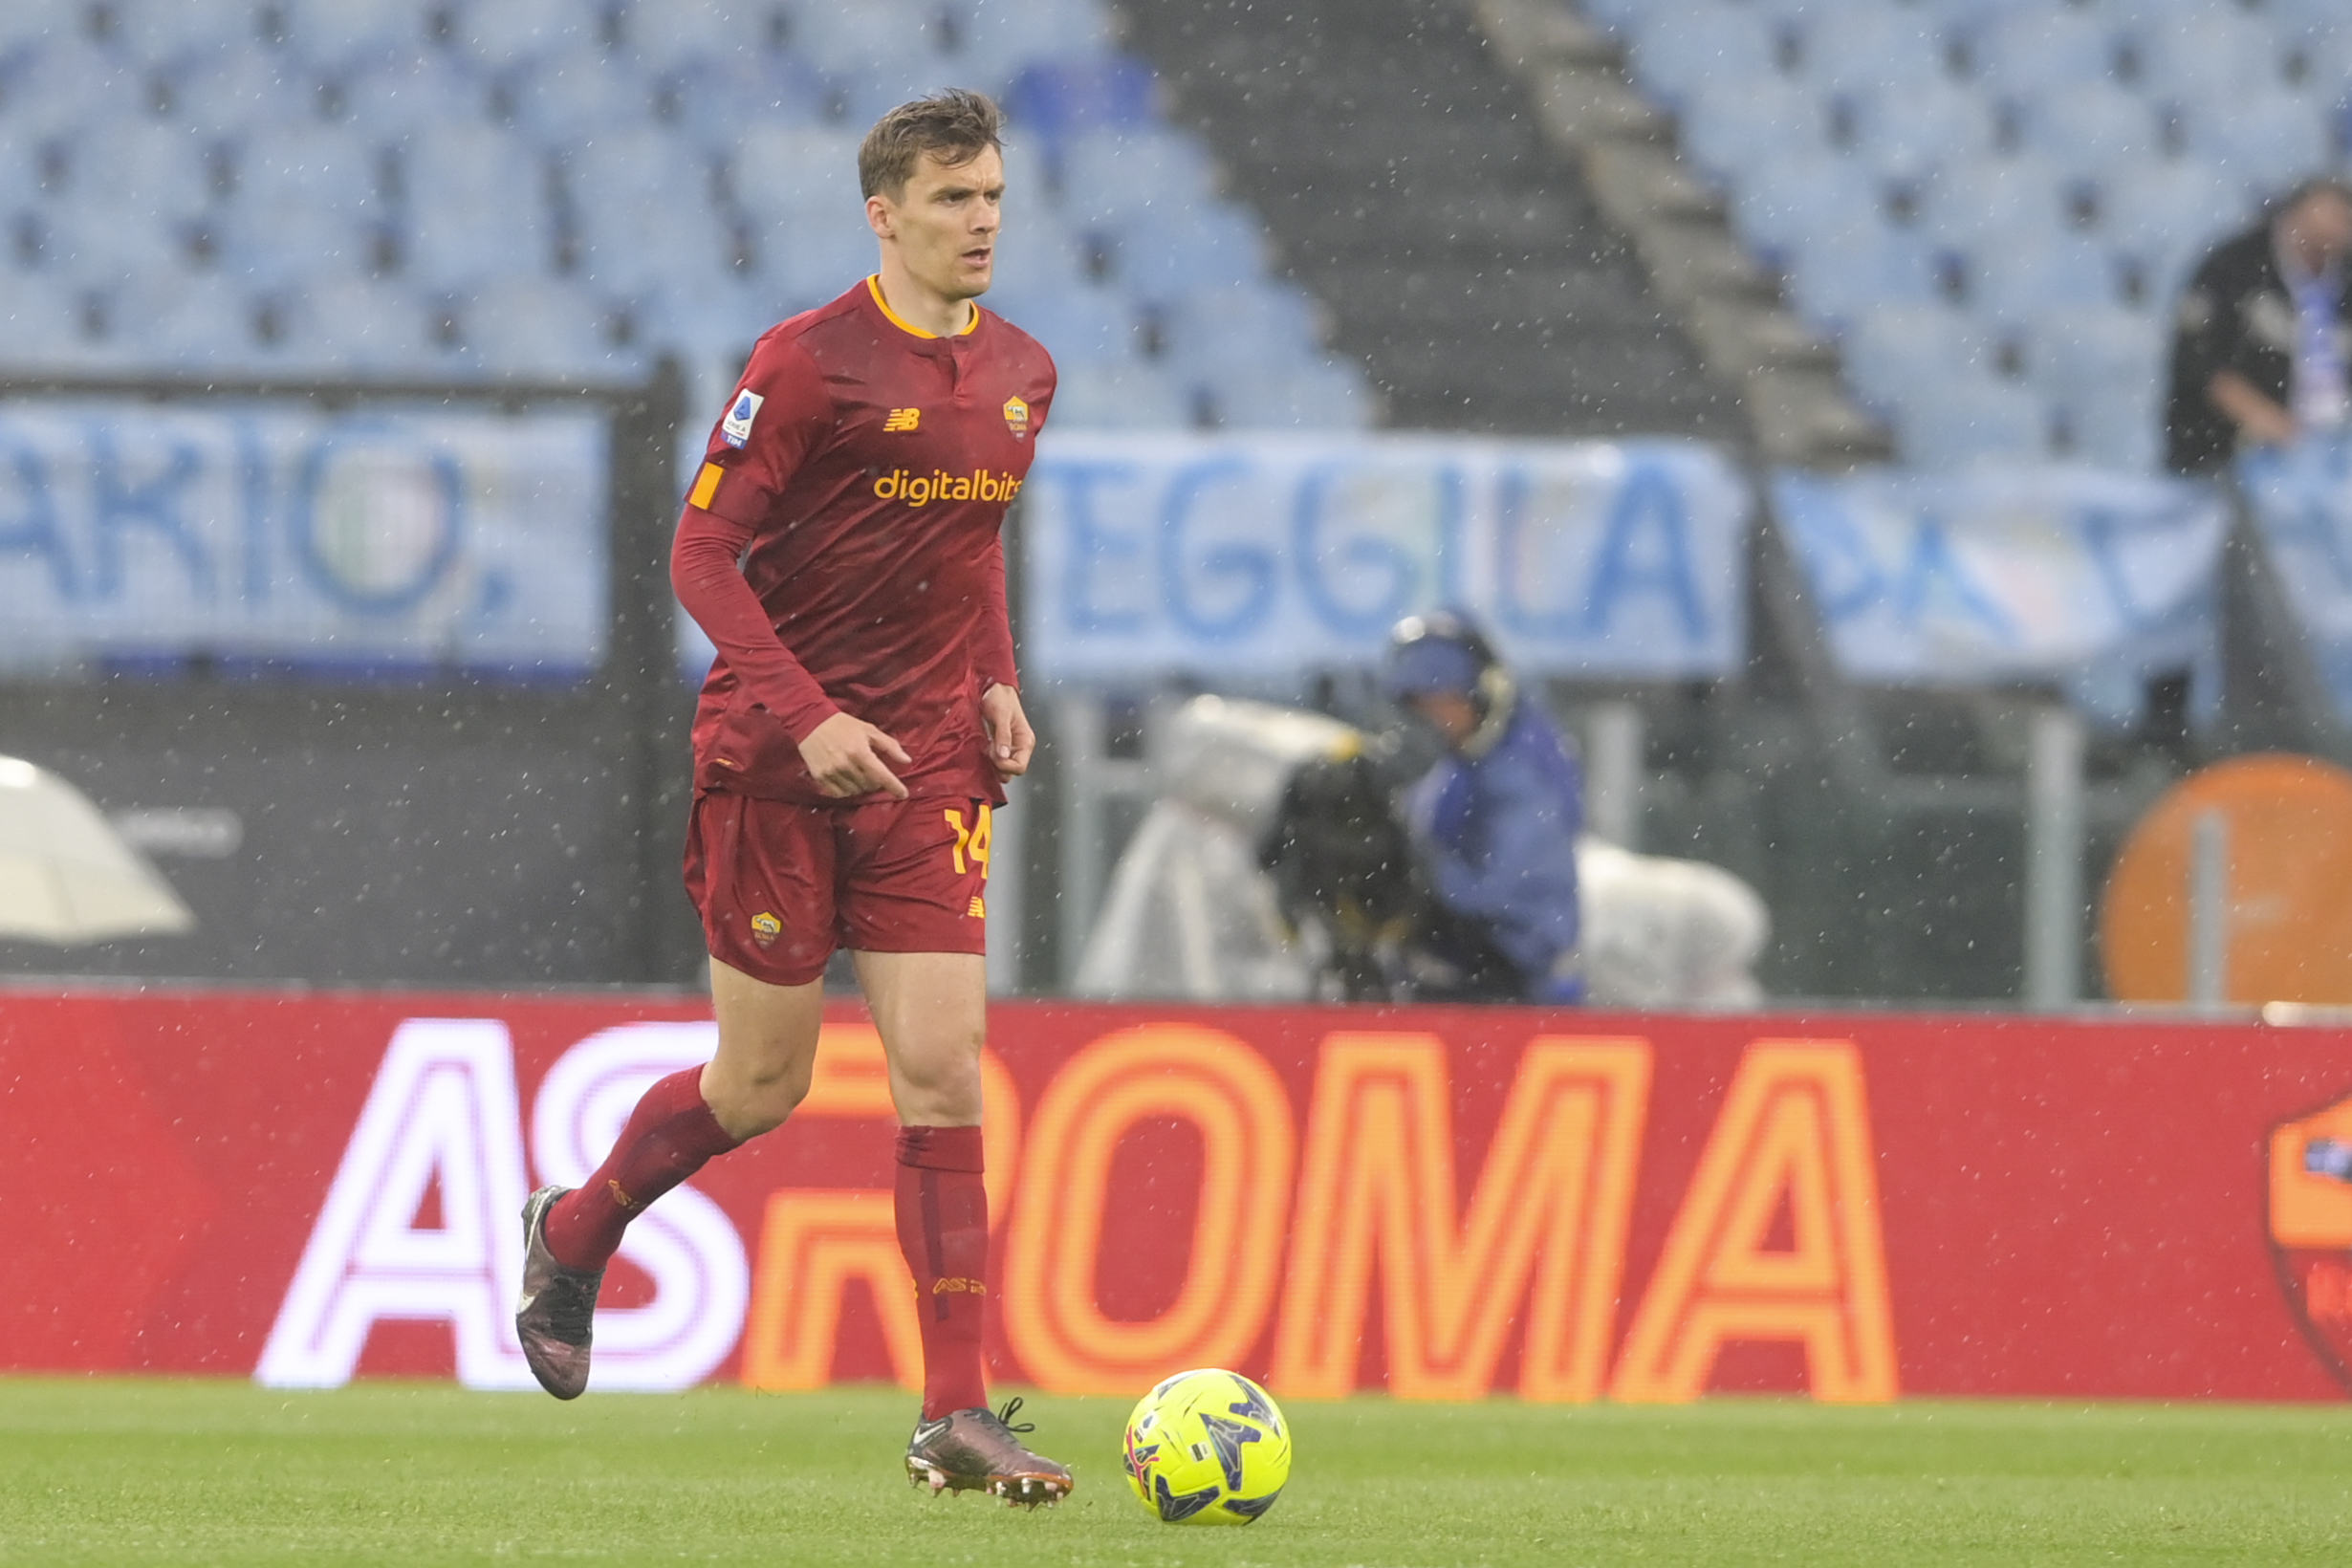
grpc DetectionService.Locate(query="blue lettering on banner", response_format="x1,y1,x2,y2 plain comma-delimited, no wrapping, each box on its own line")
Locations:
1770,467,2229,687
2240,435,2352,716
0,440,71,599
1024,432,1749,683
0,403,608,676
1160,456,1274,641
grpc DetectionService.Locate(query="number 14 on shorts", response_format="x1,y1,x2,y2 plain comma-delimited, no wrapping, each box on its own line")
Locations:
944,803,991,877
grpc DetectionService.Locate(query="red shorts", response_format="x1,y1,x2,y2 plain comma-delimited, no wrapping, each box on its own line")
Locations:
684,790,993,986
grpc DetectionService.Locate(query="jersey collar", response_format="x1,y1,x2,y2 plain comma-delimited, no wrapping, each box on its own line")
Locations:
865,275,979,339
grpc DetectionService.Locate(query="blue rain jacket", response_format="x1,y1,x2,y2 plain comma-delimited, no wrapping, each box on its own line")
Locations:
1404,698,1585,1001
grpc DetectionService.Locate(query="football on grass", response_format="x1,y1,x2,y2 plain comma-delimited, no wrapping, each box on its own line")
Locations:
1120,1367,1292,1525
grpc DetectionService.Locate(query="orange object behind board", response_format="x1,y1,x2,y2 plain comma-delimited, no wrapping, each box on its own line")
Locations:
2101,754,2352,1004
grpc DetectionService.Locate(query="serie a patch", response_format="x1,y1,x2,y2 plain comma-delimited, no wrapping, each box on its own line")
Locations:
722,389,764,448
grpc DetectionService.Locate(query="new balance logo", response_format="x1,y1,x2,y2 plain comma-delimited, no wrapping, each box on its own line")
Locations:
967,896,987,919
882,407,921,431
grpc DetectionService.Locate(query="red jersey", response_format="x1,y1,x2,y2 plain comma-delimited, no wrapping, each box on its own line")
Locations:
671,276,1055,806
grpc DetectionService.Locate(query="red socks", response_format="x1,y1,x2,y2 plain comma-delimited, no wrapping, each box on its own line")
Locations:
543,1068,741,1273
895,1124,990,1420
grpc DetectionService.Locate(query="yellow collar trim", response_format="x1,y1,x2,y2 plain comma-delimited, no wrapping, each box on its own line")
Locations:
866,275,977,338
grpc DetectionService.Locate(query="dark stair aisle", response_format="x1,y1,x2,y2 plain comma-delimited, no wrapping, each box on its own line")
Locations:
1120,0,1732,438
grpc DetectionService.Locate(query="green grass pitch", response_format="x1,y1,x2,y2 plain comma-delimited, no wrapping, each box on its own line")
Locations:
4,1379,2352,1565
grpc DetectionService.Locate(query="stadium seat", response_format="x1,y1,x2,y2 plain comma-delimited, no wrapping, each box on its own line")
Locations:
987,277,1137,367
1974,8,2124,98
1002,53,1157,143
508,44,664,146
785,0,947,79
397,122,558,288
1678,75,1824,185
2182,94,2332,189
140,271,267,367
1,36,138,134
1917,152,2071,250
2128,7,2292,104
1049,358,1190,428
2058,383,2160,470
1964,231,2122,324
1621,1,1782,110
274,0,440,70
1727,148,1881,267
2014,81,2165,177
671,53,834,154
1108,201,1267,304
1162,281,1326,381
1211,359,1375,430
1840,77,2001,184
2098,155,2247,273
1788,4,1946,96
618,0,779,78
1782,219,1943,331
0,0,93,53
2021,301,2163,410
446,0,596,73
947,0,1114,88
1840,302,1995,412
1887,371,2050,469
1056,127,1219,230
730,125,864,231
341,57,492,139
452,275,635,380
0,270,102,366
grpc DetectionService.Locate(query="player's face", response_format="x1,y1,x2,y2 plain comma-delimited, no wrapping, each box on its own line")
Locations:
870,146,1005,302
1405,690,1481,749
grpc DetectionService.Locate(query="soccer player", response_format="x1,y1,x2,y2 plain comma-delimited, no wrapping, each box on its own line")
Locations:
513,90,1070,1506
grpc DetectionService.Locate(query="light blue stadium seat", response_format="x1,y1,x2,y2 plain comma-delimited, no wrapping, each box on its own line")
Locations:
618,0,779,78
1789,4,1946,96
1056,127,1219,229
455,274,637,380
1975,7,2125,98
672,53,833,154
71,116,220,223
173,50,316,134
1622,0,1781,109
0,0,90,53
276,0,439,70
2059,383,2159,471
446,0,598,72
1965,230,2120,324
1840,302,1994,414
1727,148,1881,268
1890,372,2051,469
140,272,267,367
108,0,256,69
2127,8,2291,105
1003,52,1156,143
27,195,191,281
1110,201,1266,304
1918,151,2070,250
220,122,386,285
1679,75,1824,185
507,45,663,146
576,193,739,299
1212,359,1375,431
0,271,104,367
2096,155,2248,272
2182,94,2332,189
785,0,947,80
1782,217,1943,332
988,207,1088,295
1840,77,2000,184
1,37,137,135
1162,281,1324,384
2019,301,2162,408
344,57,492,139
730,124,863,230
2013,81,2164,177
751,215,874,304
987,278,1136,367
947,0,1113,89
399,123,556,287
1048,358,1189,429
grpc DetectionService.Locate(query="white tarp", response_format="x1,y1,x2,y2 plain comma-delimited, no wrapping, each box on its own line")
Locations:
1023,432,1751,683
0,403,607,676
1772,466,2228,707
2239,435,2352,717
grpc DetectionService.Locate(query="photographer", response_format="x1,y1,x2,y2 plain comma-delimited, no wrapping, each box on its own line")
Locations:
1385,613,1586,1004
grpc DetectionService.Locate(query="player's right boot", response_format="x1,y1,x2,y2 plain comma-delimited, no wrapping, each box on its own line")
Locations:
905,1397,1075,1507
515,1185,604,1400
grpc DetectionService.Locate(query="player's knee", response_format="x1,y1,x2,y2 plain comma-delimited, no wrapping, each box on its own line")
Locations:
706,1056,814,1139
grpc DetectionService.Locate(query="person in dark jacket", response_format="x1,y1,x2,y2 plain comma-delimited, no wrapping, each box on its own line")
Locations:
2166,176,2352,475
1385,611,1585,1004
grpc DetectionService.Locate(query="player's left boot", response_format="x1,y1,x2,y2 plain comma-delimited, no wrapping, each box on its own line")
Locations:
904,1397,1075,1507
514,1185,603,1400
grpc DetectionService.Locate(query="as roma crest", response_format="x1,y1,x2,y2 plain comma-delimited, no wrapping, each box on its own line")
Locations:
1003,395,1029,438
2267,1088,2352,1391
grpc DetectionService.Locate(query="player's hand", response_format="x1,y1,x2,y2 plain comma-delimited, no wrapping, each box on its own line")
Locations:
981,683,1034,778
797,711,911,799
